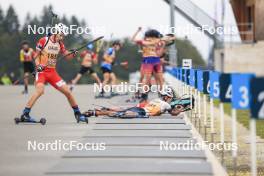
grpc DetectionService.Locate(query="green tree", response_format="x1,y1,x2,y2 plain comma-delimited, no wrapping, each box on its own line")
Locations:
113,38,142,80
0,6,4,33
3,5,19,34
175,38,205,67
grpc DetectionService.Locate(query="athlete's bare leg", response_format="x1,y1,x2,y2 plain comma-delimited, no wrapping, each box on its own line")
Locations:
23,72,30,93
26,83,45,108
57,84,78,107
110,73,117,93
83,108,137,117
71,73,82,85
143,73,152,93
155,72,164,91
102,72,110,92
91,73,101,85
110,73,117,85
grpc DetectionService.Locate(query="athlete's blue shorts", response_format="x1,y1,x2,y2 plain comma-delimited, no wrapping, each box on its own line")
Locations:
101,62,112,73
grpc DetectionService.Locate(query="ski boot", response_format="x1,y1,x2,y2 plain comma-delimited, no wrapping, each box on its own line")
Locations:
75,112,88,124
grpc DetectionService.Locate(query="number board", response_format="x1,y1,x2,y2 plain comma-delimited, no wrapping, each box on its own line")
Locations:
182,59,192,69
219,73,232,103
231,73,254,110
250,77,264,119
184,69,190,85
182,68,186,82
172,67,177,78
179,68,183,81
189,69,196,87
194,70,198,89
209,71,220,99
203,71,210,94
197,70,203,92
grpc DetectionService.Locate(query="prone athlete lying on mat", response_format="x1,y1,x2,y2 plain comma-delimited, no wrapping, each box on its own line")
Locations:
82,87,194,118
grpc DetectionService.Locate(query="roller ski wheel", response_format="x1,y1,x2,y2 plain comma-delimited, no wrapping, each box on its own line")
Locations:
39,118,46,125
14,117,20,124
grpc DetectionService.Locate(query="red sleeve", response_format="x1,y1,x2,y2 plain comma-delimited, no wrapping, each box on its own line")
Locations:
59,42,66,54
92,52,97,60
36,37,47,51
30,48,36,57
80,50,88,58
136,40,143,45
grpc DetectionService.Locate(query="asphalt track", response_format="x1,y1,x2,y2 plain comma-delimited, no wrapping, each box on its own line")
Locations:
0,85,220,176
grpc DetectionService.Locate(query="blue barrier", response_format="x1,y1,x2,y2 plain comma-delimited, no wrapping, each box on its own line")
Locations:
179,68,183,81
166,67,264,119
189,69,197,87
203,71,210,94
197,70,203,92
184,69,190,85
166,67,262,176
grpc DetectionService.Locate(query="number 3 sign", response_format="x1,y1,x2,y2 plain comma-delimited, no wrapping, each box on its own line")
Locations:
231,73,255,110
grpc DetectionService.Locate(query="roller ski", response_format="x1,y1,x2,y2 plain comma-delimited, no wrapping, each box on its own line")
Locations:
14,114,46,125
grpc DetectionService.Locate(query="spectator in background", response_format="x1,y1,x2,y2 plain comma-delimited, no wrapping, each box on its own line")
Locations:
20,40,35,94
1,74,12,85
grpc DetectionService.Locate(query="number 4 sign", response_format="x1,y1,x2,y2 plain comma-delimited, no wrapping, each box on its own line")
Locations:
231,73,255,110
219,74,232,103
250,78,264,119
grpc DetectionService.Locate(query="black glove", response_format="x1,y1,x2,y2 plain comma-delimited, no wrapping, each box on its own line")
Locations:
69,49,78,57
36,65,45,72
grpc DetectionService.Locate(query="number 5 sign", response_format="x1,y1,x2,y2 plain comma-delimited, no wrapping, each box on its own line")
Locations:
209,71,220,99
250,78,264,119
231,73,255,109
